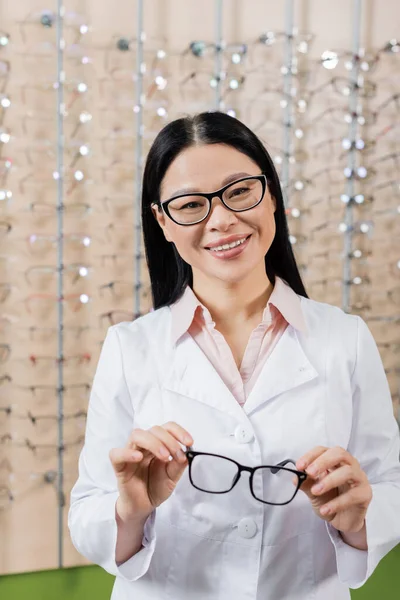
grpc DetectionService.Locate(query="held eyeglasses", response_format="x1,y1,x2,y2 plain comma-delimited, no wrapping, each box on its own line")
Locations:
185,448,308,506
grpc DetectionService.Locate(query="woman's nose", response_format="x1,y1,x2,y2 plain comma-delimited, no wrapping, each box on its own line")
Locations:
206,197,238,230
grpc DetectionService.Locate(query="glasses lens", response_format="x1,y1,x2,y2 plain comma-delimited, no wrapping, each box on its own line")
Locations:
167,195,209,225
222,177,263,211
190,454,239,492
252,466,298,504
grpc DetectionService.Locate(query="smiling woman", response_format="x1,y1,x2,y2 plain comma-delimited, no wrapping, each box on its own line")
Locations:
69,111,400,600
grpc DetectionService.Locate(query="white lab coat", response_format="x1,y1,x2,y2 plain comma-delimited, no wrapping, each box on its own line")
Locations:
68,294,400,600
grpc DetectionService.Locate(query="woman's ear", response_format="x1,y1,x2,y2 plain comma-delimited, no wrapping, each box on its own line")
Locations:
151,204,173,242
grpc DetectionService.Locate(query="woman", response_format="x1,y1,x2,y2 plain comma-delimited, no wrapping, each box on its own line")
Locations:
69,112,400,600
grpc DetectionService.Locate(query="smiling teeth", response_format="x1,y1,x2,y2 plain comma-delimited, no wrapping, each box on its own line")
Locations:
209,237,247,252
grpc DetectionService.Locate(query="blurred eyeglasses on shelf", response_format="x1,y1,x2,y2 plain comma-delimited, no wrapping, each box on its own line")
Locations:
0,59,10,95
23,293,91,315
0,434,85,458
94,252,145,269
338,220,374,236
372,206,400,220
320,40,400,72
288,234,308,246
308,76,377,103
9,324,93,344
19,79,91,117
306,98,398,130
0,343,10,363
0,408,87,438
0,220,11,240
181,41,248,68
99,280,145,300
0,155,12,180
24,263,92,286
101,195,134,215
103,34,167,76
179,70,245,103
21,232,92,256
377,342,400,356
0,374,11,386
103,222,136,245
287,166,349,193
98,127,136,155
99,310,141,327
18,9,90,45
10,383,91,401
23,201,92,219
340,193,374,205
364,287,400,306
0,282,16,303
255,30,314,55
373,180,400,198
320,47,381,72
15,353,91,368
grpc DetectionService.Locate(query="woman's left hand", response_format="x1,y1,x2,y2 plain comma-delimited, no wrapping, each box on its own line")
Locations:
295,446,373,534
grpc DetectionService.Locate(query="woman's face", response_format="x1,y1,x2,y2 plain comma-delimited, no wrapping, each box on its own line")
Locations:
153,143,276,287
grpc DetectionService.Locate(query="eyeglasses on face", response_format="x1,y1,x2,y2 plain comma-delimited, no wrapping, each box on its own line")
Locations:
185,449,307,506
155,174,267,226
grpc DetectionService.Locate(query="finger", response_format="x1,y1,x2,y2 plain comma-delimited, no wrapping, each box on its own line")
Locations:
296,446,328,471
310,464,359,496
166,452,190,483
148,425,188,464
319,485,371,516
305,446,353,478
129,428,173,462
109,447,143,474
161,421,194,447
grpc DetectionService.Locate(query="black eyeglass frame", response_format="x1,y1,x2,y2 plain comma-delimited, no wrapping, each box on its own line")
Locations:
185,448,308,506
155,173,268,226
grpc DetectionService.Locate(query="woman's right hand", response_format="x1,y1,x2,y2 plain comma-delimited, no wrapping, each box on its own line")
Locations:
109,422,193,521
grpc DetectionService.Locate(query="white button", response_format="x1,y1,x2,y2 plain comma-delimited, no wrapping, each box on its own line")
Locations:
237,517,257,539
234,425,254,444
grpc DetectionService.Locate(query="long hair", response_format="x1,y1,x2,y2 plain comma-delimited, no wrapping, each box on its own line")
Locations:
141,111,308,309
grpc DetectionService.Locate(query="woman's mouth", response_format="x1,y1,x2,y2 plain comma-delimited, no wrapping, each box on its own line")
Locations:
205,235,251,260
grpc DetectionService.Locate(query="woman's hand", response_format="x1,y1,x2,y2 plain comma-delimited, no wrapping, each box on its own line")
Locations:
109,422,193,521
295,446,372,535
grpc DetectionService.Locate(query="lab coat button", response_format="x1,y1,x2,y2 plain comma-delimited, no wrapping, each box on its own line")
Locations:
237,517,257,539
234,425,254,444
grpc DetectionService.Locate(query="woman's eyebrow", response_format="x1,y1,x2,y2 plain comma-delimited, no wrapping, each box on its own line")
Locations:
167,172,253,197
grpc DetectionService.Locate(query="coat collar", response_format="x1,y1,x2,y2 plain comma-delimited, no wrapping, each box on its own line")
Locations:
163,307,317,422
170,277,307,345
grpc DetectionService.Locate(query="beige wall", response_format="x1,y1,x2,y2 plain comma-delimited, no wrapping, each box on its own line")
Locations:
0,0,399,574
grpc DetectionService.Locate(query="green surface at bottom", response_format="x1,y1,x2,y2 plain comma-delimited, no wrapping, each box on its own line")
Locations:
0,544,399,600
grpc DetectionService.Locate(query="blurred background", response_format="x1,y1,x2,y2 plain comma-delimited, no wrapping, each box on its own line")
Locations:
0,0,399,598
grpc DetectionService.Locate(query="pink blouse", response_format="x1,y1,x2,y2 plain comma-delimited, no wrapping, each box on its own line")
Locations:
170,277,306,406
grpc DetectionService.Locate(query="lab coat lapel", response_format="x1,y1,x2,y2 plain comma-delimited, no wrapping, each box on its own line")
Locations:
163,332,245,421
243,325,319,416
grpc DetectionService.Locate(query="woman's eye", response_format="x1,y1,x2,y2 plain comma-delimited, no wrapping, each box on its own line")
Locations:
180,202,201,210
230,187,249,197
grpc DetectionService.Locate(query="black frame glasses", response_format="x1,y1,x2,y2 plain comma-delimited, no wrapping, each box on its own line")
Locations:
156,173,267,226
185,448,307,506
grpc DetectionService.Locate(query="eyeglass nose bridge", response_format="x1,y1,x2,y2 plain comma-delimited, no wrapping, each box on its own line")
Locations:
206,193,240,220
230,463,255,489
